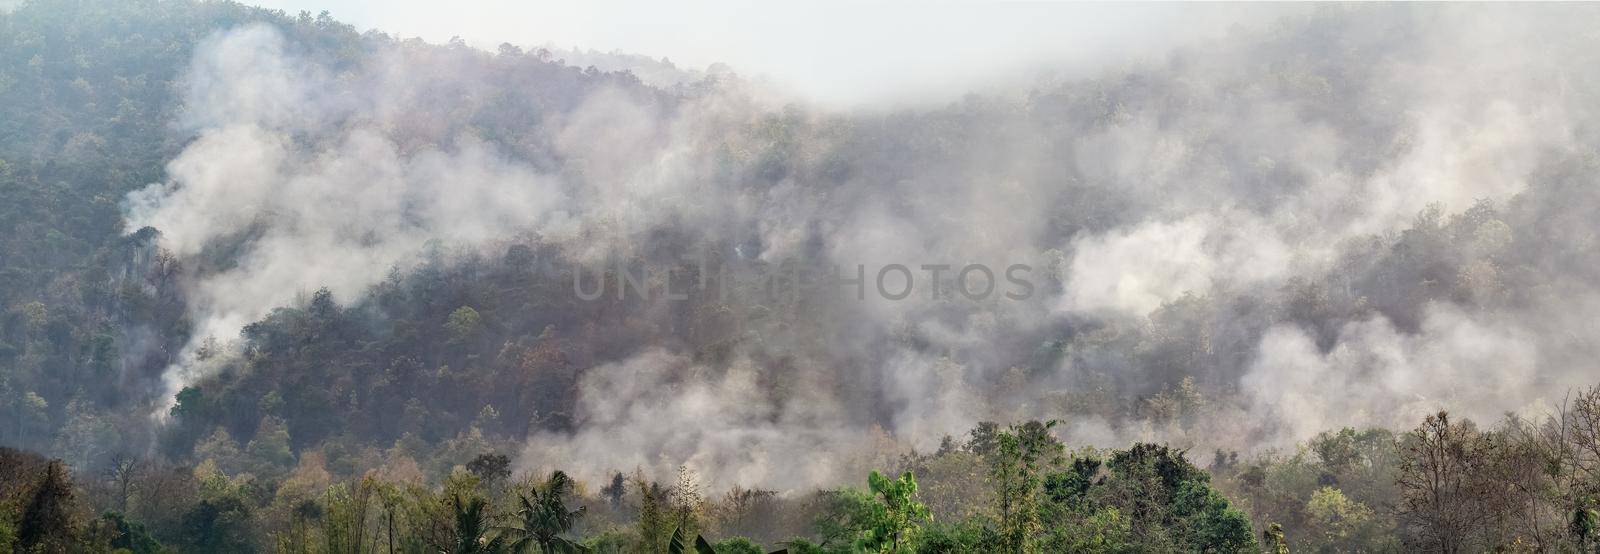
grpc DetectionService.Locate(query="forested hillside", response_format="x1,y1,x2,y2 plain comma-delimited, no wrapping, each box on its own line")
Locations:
5,1,1600,552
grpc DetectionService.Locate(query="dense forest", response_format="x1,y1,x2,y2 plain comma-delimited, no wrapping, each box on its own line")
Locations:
4,0,1600,552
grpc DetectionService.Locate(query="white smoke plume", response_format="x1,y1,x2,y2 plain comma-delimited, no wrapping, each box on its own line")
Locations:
127,26,577,409
124,4,1600,489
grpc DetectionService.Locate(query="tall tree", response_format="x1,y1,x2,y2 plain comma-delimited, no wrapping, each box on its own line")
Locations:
447,494,506,554
500,470,587,553
1396,411,1495,553
989,420,1064,553
634,473,670,553
17,460,78,553
855,470,931,553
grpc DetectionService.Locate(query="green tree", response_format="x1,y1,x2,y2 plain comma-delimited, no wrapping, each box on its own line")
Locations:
1042,507,1134,554
501,470,587,553
1304,486,1376,551
178,495,254,553
1172,479,1255,552
449,494,507,554
322,479,376,554
245,416,295,471
170,386,207,420
989,421,1064,553
915,520,993,553
101,511,163,554
0,513,15,553
665,525,716,554
854,470,931,553
710,536,763,554
1047,443,1255,553
1262,523,1289,554
634,474,671,553
446,306,484,345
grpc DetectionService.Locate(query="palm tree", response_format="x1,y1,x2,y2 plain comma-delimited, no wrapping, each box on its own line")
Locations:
500,470,588,553
452,494,508,554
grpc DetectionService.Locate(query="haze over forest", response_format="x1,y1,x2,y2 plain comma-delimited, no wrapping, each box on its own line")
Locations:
4,2,1600,552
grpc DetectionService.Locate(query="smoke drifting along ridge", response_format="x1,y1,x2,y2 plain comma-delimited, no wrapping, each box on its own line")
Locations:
126,5,1600,490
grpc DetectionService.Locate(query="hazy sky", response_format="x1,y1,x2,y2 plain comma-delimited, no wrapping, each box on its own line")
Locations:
245,0,1307,107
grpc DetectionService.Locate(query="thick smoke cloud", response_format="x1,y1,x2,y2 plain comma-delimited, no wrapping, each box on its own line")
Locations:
127,26,576,407
521,349,881,491
125,4,1600,490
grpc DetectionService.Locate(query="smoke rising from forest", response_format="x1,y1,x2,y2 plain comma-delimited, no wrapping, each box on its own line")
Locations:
122,4,1600,490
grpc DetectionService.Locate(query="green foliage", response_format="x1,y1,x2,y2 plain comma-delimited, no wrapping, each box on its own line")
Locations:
0,511,14,553
1214,425,1400,552
169,386,206,420
501,470,587,554
446,306,484,345
1042,443,1256,553
634,474,671,553
1303,486,1376,550
320,479,377,554
178,495,253,553
244,416,294,472
1310,428,1362,473
987,420,1063,553
1573,506,1599,549
665,525,716,554
581,529,634,553
1172,480,1255,553
1039,507,1133,554
102,511,164,554
913,520,992,553
1262,523,1288,554
448,494,507,554
853,471,931,553
710,536,763,554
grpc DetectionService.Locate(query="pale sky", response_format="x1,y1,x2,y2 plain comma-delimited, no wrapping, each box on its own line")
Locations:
245,1,1307,107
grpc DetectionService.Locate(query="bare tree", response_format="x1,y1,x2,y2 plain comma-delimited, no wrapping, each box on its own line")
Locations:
1488,414,1560,550
104,451,141,513
1536,386,1600,549
1396,411,1496,553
